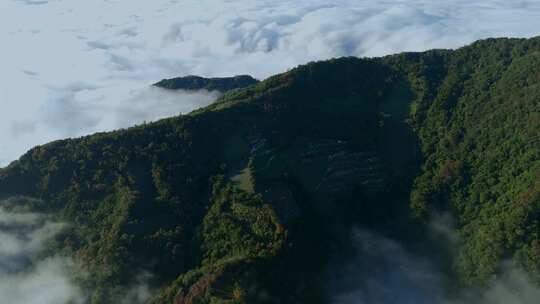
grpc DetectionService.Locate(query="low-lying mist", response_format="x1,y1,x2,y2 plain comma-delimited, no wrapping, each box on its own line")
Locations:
0,199,155,304
328,219,540,304
0,204,82,304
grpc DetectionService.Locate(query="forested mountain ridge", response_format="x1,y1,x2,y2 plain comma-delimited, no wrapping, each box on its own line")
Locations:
153,75,259,92
0,37,539,303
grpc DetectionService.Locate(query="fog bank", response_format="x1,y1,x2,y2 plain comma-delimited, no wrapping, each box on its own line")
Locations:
329,227,540,304
0,205,82,304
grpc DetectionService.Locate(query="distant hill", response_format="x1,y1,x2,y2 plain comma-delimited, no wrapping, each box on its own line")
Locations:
153,75,259,92
0,37,539,303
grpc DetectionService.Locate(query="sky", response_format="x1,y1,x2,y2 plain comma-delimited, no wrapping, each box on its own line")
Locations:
1,0,540,166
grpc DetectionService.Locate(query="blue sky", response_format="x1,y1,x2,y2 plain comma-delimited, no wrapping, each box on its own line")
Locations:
1,0,540,166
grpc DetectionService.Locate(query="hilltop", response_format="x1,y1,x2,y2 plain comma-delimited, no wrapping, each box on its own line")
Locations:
153,75,259,93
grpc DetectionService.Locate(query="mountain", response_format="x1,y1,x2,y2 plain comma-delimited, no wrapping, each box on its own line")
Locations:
0,37,539,303
153,75,259,93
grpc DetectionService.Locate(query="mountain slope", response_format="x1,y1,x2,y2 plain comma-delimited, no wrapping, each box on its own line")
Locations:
0,37,539,303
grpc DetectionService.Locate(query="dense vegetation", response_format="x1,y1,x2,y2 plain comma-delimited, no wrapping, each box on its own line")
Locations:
0,37,538,303
154,75,259,93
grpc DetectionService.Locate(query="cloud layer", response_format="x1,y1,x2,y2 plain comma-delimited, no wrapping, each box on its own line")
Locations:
1,0,540,166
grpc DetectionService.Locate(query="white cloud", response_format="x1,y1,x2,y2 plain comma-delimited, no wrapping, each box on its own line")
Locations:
1,0,540,166
328,226,540,304
328,229,447,304
0,206,83,304
39,84,218,137
0,258,83,304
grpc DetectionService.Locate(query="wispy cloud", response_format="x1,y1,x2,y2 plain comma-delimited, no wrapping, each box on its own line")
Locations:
0,200,155,304
0,205,82,304
328,229,447,304
329,221,540,304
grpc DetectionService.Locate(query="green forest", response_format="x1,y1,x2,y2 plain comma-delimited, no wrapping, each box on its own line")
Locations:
0,37,538,303
153,75,259,92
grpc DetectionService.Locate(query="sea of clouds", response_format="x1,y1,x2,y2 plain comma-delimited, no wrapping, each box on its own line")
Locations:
1,0,540,166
